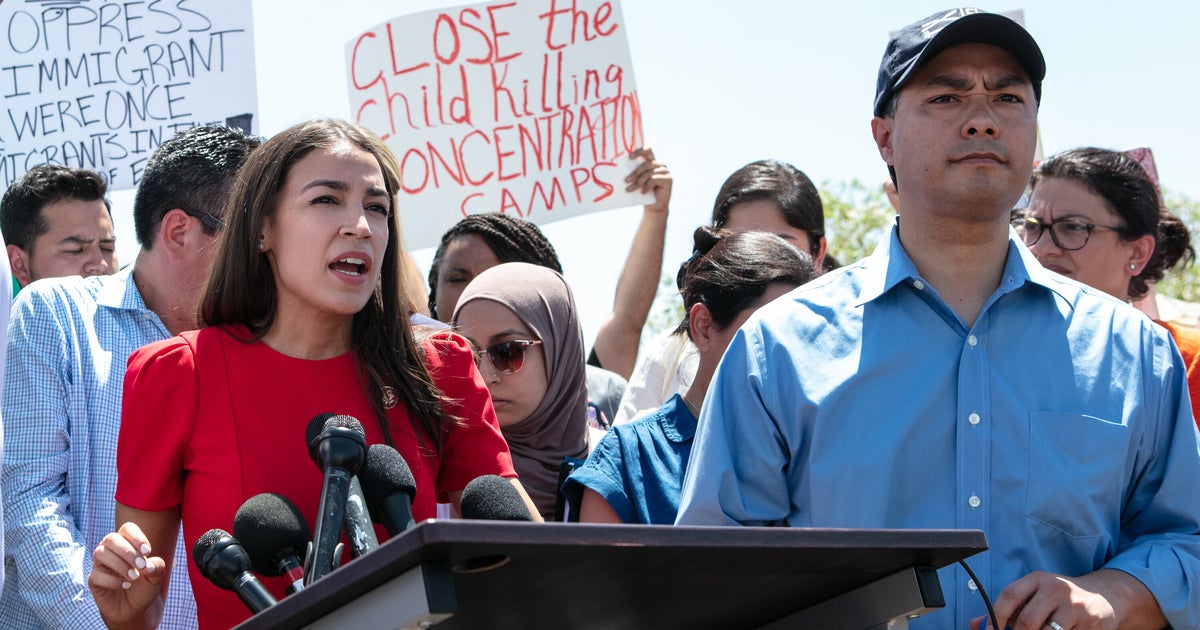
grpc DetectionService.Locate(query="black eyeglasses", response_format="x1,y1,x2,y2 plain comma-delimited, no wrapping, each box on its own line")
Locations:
473,339,542,374
183,208,226,232
1011,216,1123,251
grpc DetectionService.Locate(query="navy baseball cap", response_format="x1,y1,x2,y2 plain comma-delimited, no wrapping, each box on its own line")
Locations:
874,8,1045,117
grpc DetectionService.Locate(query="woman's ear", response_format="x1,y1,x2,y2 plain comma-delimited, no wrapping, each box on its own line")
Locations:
1128,234,1156,274
688,303,717,353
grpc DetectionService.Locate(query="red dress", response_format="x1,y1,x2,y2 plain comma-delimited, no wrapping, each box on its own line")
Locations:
115,325,515,630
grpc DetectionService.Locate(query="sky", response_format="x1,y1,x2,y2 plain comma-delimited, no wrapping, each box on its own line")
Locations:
97,0,1200,347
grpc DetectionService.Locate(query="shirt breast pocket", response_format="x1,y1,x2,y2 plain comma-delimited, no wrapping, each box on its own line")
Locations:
1025,411,1128,539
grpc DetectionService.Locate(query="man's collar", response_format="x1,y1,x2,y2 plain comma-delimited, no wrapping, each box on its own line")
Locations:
96,265,151,313
855,221,1065,307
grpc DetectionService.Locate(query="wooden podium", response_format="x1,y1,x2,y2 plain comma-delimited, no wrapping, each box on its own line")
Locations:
236,521,986,630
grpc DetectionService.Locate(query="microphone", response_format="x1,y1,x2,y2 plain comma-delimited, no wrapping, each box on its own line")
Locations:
344,476,380,558
192,528,278,614
358,443,417,536
233,493,310,595
304,413,366,585
304,413,378,559
460,475,534,521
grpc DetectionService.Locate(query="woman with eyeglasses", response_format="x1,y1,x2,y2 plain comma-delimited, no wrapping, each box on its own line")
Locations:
451,262,591,520
1016,146,1200,428
86,120,534,630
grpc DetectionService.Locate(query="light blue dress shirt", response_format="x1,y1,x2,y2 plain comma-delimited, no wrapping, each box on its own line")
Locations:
676,226,1200,629
2,266,197,629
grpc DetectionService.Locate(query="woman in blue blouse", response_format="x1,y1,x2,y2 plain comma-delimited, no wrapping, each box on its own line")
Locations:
565,228,815,524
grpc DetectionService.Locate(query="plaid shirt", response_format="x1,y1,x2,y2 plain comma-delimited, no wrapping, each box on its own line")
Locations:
1,266,197,629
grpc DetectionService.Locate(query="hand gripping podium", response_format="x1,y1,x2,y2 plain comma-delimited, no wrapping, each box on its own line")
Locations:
236,520,986,630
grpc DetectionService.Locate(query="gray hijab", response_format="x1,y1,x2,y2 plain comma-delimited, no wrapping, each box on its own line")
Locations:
452,262,588,519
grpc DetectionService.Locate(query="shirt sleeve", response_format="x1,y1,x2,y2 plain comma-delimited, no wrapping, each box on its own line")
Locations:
675,326,793,526
1102,329,1200,628
1,288,108,628
114,336,199,513
563,428,635,523
423,332,516,500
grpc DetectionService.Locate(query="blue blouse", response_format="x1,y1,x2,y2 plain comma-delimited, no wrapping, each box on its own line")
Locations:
566,394,696,525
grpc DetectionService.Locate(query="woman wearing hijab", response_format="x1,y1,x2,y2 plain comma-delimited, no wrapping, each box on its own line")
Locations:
451,262,590,520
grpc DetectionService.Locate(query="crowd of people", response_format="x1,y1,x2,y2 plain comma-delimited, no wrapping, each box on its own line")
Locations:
0,7,1194,630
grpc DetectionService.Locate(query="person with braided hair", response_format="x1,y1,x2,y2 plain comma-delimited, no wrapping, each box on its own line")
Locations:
427,212,563,323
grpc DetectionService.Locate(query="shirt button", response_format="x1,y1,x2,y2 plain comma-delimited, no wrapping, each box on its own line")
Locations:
968,495,981,509
967,335,978,347
968,413,981,426
968,579,978,591
913,280,925,290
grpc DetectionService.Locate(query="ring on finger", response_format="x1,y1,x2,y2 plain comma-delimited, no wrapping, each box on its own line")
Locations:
1048,621,1064,630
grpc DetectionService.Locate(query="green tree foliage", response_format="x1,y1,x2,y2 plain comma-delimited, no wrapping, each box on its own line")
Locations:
820,179,895,267
1157,189,1200,302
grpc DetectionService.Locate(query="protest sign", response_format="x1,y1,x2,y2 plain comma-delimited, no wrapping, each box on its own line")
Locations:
0,1,258,191
347,0,652,250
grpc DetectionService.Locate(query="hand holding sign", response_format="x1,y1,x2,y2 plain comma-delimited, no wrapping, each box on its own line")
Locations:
625,147,670,214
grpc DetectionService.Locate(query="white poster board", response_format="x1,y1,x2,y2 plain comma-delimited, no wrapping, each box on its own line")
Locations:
346,0,652,250
0,1,258,191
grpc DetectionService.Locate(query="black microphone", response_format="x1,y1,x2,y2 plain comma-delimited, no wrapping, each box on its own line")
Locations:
304,413,366,585
192,528,278,614
233,493,310,595
304,413,378,559
460,475,534,521
358,443,417,536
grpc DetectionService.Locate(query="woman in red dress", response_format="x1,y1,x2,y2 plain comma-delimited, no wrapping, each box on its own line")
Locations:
87,119,536,629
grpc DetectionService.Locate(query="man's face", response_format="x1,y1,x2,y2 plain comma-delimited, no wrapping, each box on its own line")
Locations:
10,197,116,287
872,43,1038,219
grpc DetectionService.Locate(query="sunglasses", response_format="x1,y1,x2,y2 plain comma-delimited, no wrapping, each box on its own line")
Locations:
473,339,542,374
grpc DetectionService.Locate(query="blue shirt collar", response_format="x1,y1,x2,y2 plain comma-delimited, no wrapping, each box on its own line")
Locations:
96,265,153,314
660,394,698,443
855,221,1070,307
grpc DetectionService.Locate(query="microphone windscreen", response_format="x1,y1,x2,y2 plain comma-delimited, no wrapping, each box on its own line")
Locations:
359,443,417,521
305,413,366,468
460,475,533,521
305,412,339,448
233,493,312,576
193,528,228,561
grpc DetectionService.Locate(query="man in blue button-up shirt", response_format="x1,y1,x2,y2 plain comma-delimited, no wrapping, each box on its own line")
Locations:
677,9,1200,630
